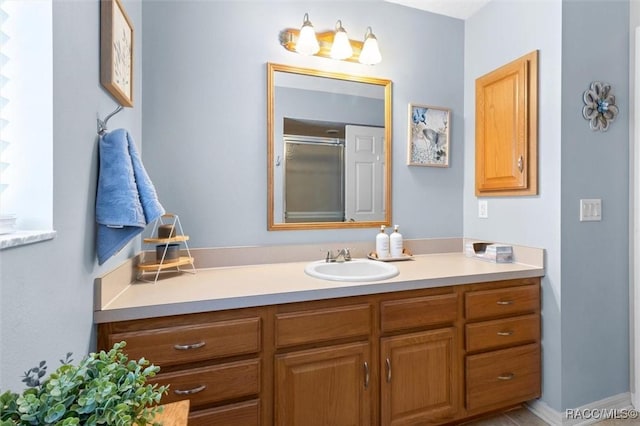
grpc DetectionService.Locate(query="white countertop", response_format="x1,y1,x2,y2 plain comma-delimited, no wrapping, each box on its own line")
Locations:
94,252,544,323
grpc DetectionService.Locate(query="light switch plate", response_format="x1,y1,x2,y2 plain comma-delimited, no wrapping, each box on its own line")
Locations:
580,199,601,222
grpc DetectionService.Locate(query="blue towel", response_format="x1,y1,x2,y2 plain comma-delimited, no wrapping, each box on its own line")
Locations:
96,129,165,265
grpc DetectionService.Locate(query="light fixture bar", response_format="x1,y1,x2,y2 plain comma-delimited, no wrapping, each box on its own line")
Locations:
280,29,365,63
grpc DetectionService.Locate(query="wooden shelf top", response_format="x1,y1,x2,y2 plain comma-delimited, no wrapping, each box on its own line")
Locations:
143,235,190,244
138,256,194,272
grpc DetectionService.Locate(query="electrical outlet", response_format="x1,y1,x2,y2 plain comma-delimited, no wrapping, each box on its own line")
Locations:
478,200,488,219
580,199,602,222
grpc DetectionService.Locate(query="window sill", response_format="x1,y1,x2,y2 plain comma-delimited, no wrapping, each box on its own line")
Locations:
0,230,56,250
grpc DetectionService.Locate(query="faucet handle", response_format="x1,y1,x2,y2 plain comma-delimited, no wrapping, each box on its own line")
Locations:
343,248,352,261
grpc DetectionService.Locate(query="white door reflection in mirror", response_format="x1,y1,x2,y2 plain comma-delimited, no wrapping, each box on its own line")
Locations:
345,125,385,222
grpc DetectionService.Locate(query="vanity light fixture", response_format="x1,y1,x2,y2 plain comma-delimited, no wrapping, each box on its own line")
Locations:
359,27,382,65
280,14,382,65
330,20,353,60
295,13,319,56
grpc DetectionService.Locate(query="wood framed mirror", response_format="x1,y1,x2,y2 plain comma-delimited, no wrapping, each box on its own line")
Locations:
267,63,392,230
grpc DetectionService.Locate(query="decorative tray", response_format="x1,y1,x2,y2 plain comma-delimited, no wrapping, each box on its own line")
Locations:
367,248,414,262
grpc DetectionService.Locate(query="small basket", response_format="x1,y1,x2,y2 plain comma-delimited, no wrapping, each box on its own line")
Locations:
158,224,176,239
156,243,180,262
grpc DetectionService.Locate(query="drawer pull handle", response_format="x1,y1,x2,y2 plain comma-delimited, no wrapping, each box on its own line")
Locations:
385,358,392,383
498,373,515,381
364,362,370,389
497,330,514,336
174,384,207,395
496,300,514,305
173,341,206,350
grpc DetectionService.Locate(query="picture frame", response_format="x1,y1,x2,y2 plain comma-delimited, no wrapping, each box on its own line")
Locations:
407,104,450,167
100,0,134,107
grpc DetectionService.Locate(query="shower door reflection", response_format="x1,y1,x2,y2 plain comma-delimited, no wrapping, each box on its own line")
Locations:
284,136,344,223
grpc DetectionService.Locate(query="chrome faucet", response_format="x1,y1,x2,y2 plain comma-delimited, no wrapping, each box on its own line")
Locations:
326,248,352,263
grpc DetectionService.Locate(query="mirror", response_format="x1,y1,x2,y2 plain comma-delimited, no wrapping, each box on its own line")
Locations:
267,63,392,230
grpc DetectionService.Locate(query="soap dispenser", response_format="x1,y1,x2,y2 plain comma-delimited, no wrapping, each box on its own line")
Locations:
390,224,404,257
376,225,390,258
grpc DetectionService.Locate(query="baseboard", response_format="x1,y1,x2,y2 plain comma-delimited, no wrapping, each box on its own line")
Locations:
527,399,563,426
527,393,633,426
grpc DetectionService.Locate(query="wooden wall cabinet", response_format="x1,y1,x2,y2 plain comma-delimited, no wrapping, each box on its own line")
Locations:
97,278,540,425
475,50,538,196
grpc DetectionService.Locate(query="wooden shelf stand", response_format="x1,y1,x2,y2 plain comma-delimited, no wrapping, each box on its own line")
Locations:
137,214,196,284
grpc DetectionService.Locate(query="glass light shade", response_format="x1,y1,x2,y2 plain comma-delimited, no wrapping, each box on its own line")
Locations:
359,29,382,65
295,14,319,56
330,21,353,60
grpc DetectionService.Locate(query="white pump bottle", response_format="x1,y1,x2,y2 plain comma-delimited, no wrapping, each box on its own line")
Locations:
376,225,390,258
390,225,404,257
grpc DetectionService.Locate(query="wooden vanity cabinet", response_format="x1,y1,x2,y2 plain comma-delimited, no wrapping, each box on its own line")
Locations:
275,342,372,426
273,302,373,426
379,292,459,425
97,309,264,425
464,280,541,414
97,277,541,425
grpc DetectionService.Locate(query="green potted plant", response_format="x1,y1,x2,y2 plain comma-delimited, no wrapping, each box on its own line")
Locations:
0,342,168,426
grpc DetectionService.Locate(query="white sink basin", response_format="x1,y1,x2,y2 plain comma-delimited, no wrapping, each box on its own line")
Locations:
304,259,399,282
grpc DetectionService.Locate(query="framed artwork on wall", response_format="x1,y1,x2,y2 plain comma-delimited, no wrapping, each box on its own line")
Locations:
100,0,134,107
407,104,450,167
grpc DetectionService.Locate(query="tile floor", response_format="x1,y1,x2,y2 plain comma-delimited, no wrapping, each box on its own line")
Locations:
462,406,639,425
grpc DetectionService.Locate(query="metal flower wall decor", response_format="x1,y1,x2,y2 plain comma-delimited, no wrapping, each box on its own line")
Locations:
582,81,619,132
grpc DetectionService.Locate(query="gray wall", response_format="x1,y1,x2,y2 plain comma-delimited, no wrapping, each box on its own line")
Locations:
560,0,630,410
464,0,631,412
0,0,143,391
630,0,640,405
141,1,465,248
464,0,564,411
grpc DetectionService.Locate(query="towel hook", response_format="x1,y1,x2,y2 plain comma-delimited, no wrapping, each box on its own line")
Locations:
97,106,124,135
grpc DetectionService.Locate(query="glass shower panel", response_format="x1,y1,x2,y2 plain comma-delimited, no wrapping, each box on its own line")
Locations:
284,137,344,223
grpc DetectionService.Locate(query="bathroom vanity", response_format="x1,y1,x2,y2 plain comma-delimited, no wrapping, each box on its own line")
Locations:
95,247,543,425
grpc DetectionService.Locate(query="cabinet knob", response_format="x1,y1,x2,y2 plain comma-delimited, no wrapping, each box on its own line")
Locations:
173,341,206,350
496,300,514,305
497,330,514,336
517,155,524,173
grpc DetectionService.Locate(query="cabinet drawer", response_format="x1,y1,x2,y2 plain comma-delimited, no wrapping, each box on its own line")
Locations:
465,285,539,320
466,343,540,412
275,304,371,348
149,359,260,409
189,399,260,426
381,293,458,333
466,314,539,352
108,317,261,367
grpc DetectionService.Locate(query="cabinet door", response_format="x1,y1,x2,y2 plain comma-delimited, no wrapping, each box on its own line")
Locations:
381,328,458,425
475,50,538,196
275,342,371,426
